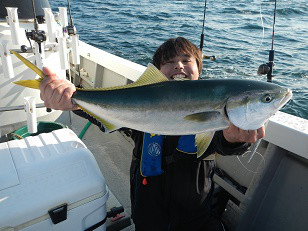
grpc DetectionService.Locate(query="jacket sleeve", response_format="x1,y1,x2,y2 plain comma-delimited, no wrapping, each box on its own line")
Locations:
210,130,250,156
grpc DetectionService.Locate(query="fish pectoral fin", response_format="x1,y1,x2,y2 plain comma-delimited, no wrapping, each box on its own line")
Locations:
184,111,221,122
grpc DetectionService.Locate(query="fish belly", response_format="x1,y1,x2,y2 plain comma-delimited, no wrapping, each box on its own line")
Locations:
75,100,229,135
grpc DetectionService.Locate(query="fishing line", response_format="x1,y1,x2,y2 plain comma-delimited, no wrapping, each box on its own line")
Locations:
236,149,265,174
256,0,265,53
237,120,268,174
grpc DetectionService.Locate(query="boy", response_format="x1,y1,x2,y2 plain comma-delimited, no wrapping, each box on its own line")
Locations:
40,37,264,230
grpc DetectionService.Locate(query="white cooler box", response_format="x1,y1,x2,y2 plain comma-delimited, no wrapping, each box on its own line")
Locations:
0,128,109,231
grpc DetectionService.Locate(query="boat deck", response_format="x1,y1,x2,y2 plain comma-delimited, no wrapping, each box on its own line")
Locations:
70,112,135,231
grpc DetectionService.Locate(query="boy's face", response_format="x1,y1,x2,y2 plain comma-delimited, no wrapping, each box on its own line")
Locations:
159,53,200,81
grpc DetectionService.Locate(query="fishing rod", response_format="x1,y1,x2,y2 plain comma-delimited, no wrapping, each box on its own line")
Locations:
257,0,277,82
199,0,215,61
65,0,80,127
25,0,46,53
200,0,207,52
246,0,278,169
66,0,77,35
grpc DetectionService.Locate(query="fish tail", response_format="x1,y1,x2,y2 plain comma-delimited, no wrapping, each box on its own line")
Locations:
10,50,45,90
13,79,42,89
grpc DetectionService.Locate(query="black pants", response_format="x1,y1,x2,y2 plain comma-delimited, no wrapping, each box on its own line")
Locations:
130,157,225,231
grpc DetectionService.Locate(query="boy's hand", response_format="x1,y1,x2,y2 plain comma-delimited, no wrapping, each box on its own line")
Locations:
40,67,79,111
223,123,265,144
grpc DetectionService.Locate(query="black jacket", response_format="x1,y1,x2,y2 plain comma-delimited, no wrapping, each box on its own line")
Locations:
74,109,250,230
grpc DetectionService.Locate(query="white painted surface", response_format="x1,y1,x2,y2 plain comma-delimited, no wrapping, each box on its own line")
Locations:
264,111,308,159
0,128,108,230
0,142,19,191
79,40,146,82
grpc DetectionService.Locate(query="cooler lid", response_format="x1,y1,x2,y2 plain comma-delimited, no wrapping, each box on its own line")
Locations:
0,128,106,227
0,142,19,191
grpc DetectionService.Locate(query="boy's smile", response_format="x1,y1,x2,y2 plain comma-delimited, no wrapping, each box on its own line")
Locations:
159,54,200,81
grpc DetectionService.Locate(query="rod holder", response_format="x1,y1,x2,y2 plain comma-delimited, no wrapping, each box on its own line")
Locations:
57,36,69,70
43,8,58,43
24,97,37,134
34,42,45,70
70,34,80,65
59,7,69,30
0,42,14,78
6,7,21,45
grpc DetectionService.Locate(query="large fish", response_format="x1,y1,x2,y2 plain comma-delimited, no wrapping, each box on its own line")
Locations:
11,51,292,136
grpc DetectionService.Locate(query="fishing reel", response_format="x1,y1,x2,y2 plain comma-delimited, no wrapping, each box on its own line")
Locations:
26,29,46,53
257,50,274,82
257,63,271,75
66,25,77,35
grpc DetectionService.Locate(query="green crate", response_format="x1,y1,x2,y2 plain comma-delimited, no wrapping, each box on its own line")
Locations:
12,122,65,140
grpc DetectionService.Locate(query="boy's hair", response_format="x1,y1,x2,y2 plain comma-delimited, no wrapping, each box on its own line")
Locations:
152,37,203,75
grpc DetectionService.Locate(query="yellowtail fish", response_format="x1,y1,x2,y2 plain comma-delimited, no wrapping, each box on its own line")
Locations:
11,50,292,136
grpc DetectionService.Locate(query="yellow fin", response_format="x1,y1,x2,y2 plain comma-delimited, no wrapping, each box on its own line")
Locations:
78,63,169,91
10,50,45,89
133,63,168,85
195,132,215,158
185,111,221,122
10,50,45,80
13,79,41,89
78,105,120,133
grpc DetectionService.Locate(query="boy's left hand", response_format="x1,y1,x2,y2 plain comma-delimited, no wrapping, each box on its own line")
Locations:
223,123,265,144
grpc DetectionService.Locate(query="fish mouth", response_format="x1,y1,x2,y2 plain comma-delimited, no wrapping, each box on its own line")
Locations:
275,88,293,109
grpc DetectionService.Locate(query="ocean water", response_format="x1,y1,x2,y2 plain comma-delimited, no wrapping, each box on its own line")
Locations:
50,0,308,119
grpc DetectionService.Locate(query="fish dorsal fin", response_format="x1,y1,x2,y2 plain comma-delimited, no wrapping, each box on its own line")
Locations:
133,63,169,85
78,63,169,91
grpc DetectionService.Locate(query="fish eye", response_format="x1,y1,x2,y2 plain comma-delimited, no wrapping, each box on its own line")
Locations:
262,94,273,103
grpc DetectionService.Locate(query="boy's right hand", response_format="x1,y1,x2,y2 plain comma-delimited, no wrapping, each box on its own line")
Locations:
40,67,79,111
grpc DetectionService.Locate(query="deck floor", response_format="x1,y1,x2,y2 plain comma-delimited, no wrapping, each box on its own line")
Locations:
70,112,135,230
